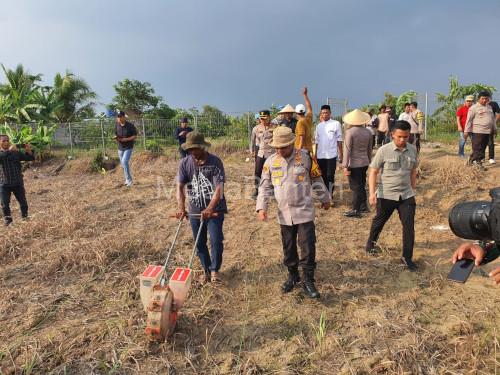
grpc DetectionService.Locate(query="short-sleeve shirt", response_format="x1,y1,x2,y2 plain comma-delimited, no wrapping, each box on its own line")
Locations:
115,121,138,150
295,112,313,152
456,105,469,131
369,142,418,201
314,119,343,159
174,126,193,145
177,153,228,215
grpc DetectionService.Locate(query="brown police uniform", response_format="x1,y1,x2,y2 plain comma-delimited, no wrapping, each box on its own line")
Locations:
256,149,330,271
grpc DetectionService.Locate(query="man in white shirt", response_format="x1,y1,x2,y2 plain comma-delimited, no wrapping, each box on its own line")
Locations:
314,104,343,199
398,103,412,123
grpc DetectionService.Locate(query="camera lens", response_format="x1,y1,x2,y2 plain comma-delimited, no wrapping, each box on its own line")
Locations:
448,201,491,240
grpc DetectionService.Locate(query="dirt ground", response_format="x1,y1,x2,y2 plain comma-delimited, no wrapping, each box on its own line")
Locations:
1,144,499,374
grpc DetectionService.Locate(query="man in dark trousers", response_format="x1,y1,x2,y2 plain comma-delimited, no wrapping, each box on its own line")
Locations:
256,126,331,298
174,117,193,158
464,91,496,169
342,109,373,218
365,120,419,271
114,111,137,187
0,135,35,226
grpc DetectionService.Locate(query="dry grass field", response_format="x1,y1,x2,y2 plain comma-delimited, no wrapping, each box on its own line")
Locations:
1,144,499,374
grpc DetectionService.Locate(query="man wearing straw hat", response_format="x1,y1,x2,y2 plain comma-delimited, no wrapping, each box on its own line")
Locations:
256,126,331,298
342,109,373,218
251,110,278,199
176,131,227,284
272,104,297,133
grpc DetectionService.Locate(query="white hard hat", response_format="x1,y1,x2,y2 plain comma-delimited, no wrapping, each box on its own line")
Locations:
295,104,306,114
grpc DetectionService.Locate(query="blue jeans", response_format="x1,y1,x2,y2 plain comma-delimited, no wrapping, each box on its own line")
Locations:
118,148,133,183
190,215,224,273
458,132,466,157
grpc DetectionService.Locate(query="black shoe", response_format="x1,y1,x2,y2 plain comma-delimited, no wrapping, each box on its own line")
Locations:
302,280,320,299
4,217,13,226
302,269,320,299
400,257,418,272
359,204,370,213
366,246,382,256
281,268,300,293
343,210,362,218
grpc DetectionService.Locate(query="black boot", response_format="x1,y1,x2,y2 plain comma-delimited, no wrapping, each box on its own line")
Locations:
302,269,320,299
4,216,13,226
359,202,370,213
281,267,300,293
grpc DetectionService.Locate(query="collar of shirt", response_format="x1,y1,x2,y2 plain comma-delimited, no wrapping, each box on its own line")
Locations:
391,142,408,152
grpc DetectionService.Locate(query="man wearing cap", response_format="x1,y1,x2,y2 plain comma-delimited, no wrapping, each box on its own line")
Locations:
256,126,331,299
314,104,343,199
464,91,496,169
272,104,297,133
294,87,314,152
114,111,137,187
456,95,475,158
365,120,419,271
176,131,227,284
174,117,193,158
342,109,373,218
251,110,277,198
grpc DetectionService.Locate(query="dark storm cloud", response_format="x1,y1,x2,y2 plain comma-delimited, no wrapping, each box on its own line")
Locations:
1,0,499,112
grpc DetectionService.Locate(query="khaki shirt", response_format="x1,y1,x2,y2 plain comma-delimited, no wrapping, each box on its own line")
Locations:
256,149,330,225
254,123,278,158
465,103,495,135
369,142,418,201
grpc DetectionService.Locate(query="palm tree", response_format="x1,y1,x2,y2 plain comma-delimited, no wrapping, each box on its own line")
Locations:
51,71,97,122
0,64,44,123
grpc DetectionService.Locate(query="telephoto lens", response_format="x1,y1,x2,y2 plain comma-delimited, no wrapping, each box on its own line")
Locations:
448,201,491,240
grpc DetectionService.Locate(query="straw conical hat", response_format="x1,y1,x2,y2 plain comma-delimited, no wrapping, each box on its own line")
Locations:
278,104,295,114
343,109,371,126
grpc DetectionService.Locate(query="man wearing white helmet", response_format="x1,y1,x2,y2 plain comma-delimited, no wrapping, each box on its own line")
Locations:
294,87,313,153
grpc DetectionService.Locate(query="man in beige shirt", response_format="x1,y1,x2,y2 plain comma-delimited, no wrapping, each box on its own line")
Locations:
464,91,496,168
256,126,330,298
252,110,277,198
365,120,419,271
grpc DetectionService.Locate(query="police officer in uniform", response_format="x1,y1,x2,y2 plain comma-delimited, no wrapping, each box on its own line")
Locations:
252,110,277,198
256,126,331,298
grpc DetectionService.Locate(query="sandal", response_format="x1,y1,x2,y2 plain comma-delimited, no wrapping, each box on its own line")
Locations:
210,271,222,284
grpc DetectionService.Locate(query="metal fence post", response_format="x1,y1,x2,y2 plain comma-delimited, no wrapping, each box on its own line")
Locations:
99,119,106,155
68,122,74,156
424,92,428,141
141,118,147,149
247,112,251,151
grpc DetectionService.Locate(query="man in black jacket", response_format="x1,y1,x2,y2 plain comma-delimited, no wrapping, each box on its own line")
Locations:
0,135,35,226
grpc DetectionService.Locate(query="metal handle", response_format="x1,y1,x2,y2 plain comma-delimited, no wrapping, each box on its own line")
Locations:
159,218,184,285
188,218,205,269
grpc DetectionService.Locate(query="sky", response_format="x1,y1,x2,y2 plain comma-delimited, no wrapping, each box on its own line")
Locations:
1,0,499,114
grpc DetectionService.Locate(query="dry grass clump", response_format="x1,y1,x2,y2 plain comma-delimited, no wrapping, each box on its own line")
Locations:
1,145,499,374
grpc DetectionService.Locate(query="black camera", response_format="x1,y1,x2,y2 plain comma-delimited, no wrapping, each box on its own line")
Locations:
449,187,500,242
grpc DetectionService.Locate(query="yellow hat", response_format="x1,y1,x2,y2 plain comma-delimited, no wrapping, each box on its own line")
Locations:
269,126,296,148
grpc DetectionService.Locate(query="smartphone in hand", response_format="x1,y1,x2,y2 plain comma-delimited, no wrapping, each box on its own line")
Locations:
448,259,475,283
